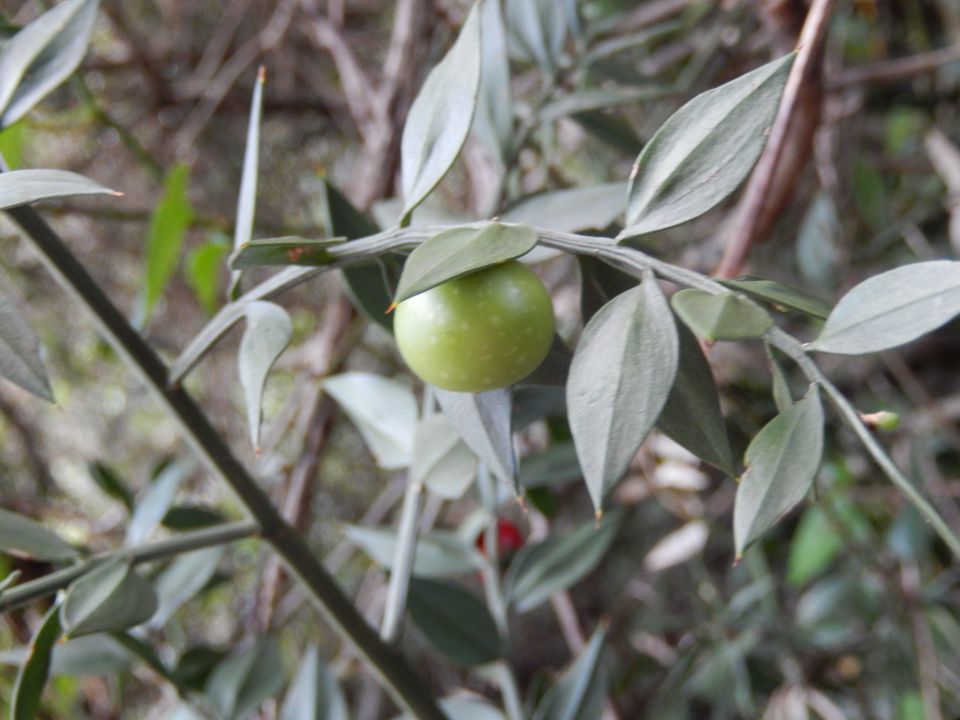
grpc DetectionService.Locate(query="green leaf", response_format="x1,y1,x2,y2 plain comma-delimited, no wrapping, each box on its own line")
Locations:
61,558,158,638
619,53,795,240
520,334,572,387
0,635,132,677
435,387,516,491
408,578,502,666
787,506,841,586
88,461,134,511
0,0,99,128
505,510,622,613
796,191,841,290
161,504,225,530
809,260,960,355
323,372,417,470
205,637,284,720
898,691,924,720
400,3,481,223
502,184,626,235
734,385,824,557
280,645,348,720
0,169,116,210
0,291,52,400
345,526,482,578
764,343,793,413
143,163,193,319
149,546,224,628
229,67,265,298
0,570,21,597
657,320,733,474
320,179,396,331
393,222,538,306
539,86,668,124
239,301,292,449
568,274,678,511
229,236,339,268
391,696,506,720
11,598,62,720
185,236,229,315
0,120,26,169
0,507,77,561
670,289,773,341
411,413,478,500
718,276,832,320
520,442,582,489
125,460,188,546
474,0,513,167
532,627,607,720
505,0,571,74
577,256,637,323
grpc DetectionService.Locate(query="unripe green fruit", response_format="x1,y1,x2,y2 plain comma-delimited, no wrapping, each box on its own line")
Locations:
394,261,555,393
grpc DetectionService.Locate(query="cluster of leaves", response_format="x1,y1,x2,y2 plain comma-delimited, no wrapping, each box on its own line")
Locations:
2,1,960,719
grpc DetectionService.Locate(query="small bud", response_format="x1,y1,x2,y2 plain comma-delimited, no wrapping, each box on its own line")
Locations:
860,410,900,431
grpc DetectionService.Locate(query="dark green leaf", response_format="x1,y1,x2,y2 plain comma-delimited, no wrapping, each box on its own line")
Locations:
671,289,773,341
323,372,417,469
505,510,622,613
502,185,625,235
408,578,502,666
512,385,566,430
230,236,339,268
734,385,824,557
809,260,960,354
619,53,795,239
0,0,99,128
411,413,478,500
400,3,481,222
185,236,229,315
161,505,225,530
280,645,348,720
0,507,77,561
61,558,158,638
764,343,793,413
435,387,516,490
88,461,134,511
393,223,538,305
143,163,193,319
568,274,678,511
0,169,115,210
718,277,832,320
150,546,224,628
532,627,607,720
657,321,733,474
0,291,52,400
229,67,265,297
11,598,62,720
520,442,582,488
239,301,292,449
345,526,483,578
205,637,284,719
578,256,637,323
521,334,572,387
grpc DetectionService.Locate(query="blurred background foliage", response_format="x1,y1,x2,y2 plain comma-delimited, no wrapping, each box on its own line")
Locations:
1,0,960,718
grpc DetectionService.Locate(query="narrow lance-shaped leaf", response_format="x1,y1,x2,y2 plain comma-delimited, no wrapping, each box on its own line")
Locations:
568,272,678,512
474,0,513,167
0,0,99,128
435,387,516,491
143,163,193,320
808,260,960,355
408,578,502,666
0,507,78,561
11,598,63,720
619,53,795,240
229,66,266,298
239,301,292,449
0,291,52,400
400,2,481,223
344,526,483,578
392,222,538,307
280,645,348,720
60,558,158,638
149,546,224,628
718,276,832,320
734,385,824,557
657,320,733,474
764,342,793,413
671,289,773,342
0,169,117,210
125,461,189,546
205,637,284,720
532,626,608,720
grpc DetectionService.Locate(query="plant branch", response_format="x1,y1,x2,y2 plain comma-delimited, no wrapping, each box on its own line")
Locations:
0,521,259,613
715,0,835,279
3,203,446,720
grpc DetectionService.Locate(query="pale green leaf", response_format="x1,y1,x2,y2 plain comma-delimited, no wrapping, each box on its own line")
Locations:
0,507,77,562
345,526,482,578
239,301,292,449
143,163,193,319
435,387,516,490
411,413,478,500
280,645,348,720
61,559,158,638
0,169,115,210
671,289,773,341
532,627,607,720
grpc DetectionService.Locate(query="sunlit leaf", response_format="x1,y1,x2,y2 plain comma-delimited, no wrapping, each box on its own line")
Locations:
143,163,193,320
619,53,795,240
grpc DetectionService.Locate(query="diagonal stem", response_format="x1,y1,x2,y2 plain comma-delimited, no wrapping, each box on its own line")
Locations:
3,203,446,720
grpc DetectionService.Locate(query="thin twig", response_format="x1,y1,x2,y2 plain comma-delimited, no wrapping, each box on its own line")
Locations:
715,0,836,279
830,43,960,89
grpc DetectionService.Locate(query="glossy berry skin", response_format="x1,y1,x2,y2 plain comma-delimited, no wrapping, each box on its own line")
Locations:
475,518,526,558
394,261,555,392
